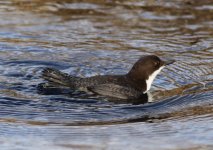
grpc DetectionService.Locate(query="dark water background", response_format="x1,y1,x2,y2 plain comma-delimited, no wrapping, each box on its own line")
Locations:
0,0,213,149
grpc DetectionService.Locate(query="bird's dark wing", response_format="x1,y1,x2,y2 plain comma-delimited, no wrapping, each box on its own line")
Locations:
87,84,142,100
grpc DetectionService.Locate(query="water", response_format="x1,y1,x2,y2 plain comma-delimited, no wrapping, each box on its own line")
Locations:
0,0,213,149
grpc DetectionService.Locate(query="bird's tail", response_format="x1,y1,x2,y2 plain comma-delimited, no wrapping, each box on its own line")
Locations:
41,67,78,87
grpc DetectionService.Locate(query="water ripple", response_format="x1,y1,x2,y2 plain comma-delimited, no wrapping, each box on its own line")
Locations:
0,0,213,149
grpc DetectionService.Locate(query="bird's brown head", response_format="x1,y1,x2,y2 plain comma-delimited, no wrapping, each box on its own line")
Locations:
127,55,175,90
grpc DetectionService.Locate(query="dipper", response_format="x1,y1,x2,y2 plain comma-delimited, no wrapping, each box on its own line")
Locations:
41,55,175,99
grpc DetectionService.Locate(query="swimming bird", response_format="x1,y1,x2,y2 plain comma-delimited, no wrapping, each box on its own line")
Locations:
40,55,174,100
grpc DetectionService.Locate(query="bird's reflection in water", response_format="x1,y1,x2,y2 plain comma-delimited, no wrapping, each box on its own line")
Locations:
107,93,148,105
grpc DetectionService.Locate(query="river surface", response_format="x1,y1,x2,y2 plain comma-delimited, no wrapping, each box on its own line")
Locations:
0,0,213,149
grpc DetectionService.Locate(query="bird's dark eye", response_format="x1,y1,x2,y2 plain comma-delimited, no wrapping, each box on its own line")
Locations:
154,61,159,66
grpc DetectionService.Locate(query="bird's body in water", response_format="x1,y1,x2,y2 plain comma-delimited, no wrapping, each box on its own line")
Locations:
40,55,174,100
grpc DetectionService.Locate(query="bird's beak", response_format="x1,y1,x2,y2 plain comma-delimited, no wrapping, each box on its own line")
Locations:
163,59,175,66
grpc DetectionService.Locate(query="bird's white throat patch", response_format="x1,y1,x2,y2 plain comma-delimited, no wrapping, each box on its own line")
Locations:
144,66,164,93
